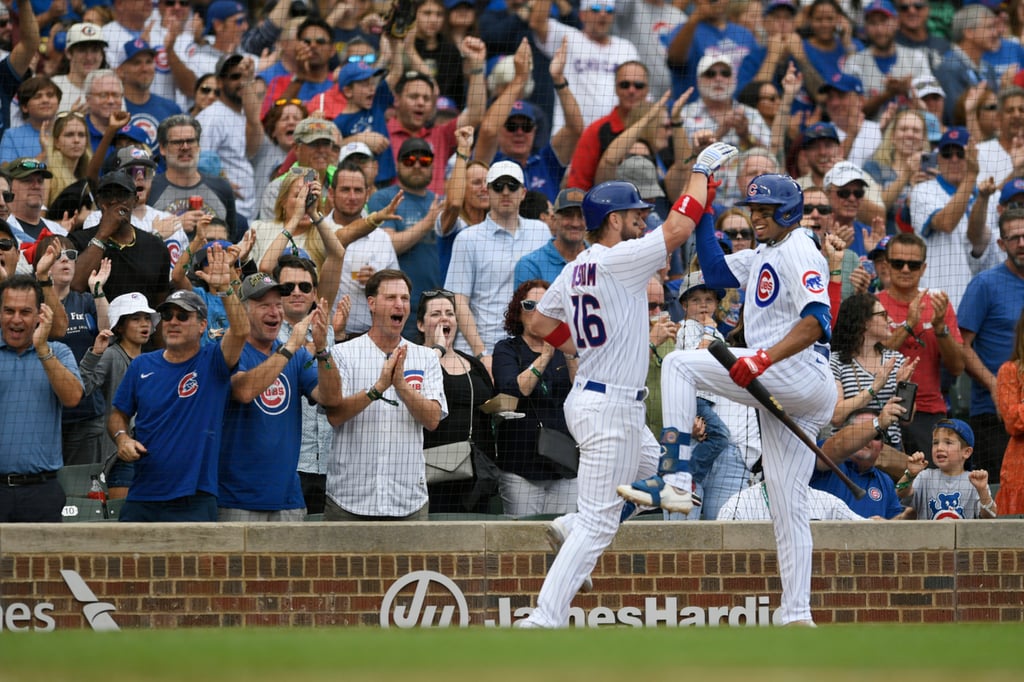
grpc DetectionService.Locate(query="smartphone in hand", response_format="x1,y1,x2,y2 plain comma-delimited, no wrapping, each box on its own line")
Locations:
895,380,918,422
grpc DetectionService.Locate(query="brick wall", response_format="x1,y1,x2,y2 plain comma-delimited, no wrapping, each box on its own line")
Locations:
1,521,1022,630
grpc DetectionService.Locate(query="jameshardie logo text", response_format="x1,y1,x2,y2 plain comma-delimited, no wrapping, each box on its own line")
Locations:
0,570,118,632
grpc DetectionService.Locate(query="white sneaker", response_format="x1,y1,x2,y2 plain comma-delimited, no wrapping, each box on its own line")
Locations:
617,476,693,513
545,518,594,593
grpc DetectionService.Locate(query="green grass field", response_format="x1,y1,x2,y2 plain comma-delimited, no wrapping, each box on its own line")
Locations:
1,624,1022,682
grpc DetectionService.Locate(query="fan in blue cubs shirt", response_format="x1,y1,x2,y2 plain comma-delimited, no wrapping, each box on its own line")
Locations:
216,272,341,522
107,246,249,522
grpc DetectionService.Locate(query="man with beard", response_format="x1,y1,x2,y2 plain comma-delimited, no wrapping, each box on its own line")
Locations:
367,137,443,338
843,0,934,120
329,166,398,337
679,55,770,152
69,172,171,308
148,115,239,241
197,54,263,220
956,208,1024,485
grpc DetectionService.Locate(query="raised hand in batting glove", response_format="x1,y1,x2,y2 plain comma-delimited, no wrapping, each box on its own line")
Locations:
729,349,772,388
693,142,739,177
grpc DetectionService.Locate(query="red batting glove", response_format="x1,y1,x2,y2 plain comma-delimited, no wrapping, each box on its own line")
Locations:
705,176,722,215
729,349,772,388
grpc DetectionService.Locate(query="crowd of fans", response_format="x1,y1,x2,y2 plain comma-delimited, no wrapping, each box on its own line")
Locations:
0,0,1023,523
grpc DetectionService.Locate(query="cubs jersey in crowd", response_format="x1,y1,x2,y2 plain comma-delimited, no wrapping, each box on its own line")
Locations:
112,343,232,502
218,341,319,511
539,226,669,387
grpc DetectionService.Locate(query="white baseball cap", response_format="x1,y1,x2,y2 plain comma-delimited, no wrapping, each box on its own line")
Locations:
485,160,524,186
913,77,945,100
108,292,159,331
823,160,868,189
696,54,734,78
65,23,108,50
338,141,373,164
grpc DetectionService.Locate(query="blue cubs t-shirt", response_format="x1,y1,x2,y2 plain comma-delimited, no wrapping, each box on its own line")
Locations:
218,341,319,510
112,342,232,502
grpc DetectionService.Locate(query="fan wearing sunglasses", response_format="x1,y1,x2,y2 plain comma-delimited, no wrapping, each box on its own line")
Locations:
823,160,880,259
443,161,551,370
678,55,770,152
107,250,251,523
474,39,583,203
908,126,990,309
260,18,337,120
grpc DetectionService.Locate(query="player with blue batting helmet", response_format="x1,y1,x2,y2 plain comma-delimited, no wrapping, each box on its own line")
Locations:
582,181,653,231
737,174,804,228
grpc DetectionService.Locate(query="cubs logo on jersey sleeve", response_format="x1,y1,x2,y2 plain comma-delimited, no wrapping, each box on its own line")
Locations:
256,375,291,416
802,270,825,294
178,371,199,398
754,264,780,307
404,369,425,391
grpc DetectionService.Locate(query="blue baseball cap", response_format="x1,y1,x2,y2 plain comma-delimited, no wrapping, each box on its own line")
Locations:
507,100,538,122
205,1,246,35
337,62,386,89
114,125,150,145
444,0,475,7
819,73,864,95
934,419,975,448
120,38,156,67
763,0,798,14
938,126,969,150
999,178,1024,205
864,0,897,17
802,122,840,147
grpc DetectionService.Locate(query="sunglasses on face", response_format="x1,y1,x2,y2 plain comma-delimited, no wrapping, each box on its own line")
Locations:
1,191,13,202
723,229,753,240
836,187,865,200
980,104,999,112
702,68,732,79
59,249,79,261
504,119,535,134
490,179,522,193
521,299,539,311
0,20,9,28
589,4,615,12
400,154,434,167
647,302,663,311
347,54,378,64
939,147,966,159
898,2,926,10
888,258,924,271
805,203,833,214
0,238,15,251
279,281,314,295
159,309,194,322
164,0,190,6
617,80,647,90
198,86,220,96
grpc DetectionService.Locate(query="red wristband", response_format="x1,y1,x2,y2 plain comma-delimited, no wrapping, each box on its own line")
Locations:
672,194,704,224
544,322,572,348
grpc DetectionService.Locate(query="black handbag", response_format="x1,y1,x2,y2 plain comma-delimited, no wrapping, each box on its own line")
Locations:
536,423,579,476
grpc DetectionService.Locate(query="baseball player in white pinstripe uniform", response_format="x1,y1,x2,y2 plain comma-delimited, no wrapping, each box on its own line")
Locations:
619,174,837,626
515,143,740,628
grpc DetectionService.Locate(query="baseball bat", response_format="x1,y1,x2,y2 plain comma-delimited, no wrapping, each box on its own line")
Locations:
707,340,867,500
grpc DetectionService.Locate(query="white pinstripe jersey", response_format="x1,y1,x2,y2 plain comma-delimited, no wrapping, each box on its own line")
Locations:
725,228,830,356
538,227,668,388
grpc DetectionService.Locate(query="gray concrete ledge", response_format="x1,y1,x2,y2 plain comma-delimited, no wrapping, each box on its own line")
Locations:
1,520,1018,555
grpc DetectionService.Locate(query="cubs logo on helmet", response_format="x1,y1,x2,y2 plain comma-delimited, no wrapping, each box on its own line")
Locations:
755,264,780,307
404,369,425,391
178,371,199,398
256,375,291,416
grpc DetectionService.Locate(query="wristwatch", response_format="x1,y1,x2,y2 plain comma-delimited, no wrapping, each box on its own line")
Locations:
872,417,886,439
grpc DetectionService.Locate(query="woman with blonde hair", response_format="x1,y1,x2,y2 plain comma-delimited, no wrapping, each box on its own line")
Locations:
251,167,345,273
996,311,1024,515
46,111,92,204
864,108,931,232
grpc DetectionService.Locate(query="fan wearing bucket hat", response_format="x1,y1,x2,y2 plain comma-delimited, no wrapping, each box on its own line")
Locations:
907,126,986,309
898,418,996,519
106,245,250,523
843,0,934,120
443,160,550,364
513,188,588,288
217,269,340,522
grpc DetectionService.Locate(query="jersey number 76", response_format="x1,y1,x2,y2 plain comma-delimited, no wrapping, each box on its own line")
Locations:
570,294,607,349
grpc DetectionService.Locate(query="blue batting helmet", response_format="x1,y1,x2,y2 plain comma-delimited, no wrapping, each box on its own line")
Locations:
736,174,804,228
582,181,653,231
